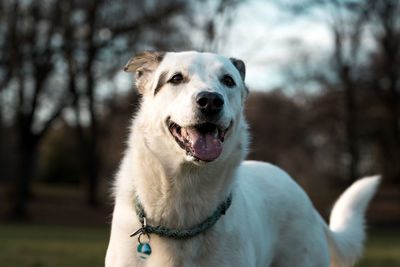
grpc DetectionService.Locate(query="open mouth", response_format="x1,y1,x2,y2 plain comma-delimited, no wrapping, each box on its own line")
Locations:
167,119,229,162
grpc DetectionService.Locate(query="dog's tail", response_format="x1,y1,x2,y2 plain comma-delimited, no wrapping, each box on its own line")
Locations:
321,175,380,267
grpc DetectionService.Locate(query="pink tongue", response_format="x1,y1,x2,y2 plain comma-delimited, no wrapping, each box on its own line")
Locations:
186,128,222,161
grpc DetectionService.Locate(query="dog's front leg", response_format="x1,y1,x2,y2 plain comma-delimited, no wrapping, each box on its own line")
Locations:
106,201,141,267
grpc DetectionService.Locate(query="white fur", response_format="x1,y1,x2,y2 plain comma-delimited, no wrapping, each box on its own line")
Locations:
324,176,380,267
105,51,379,267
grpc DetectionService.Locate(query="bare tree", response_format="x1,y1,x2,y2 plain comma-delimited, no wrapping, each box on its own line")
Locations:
367,0,400,182
0,0,69,219
283,0,383,182
281,0,400,183
329,0,373,182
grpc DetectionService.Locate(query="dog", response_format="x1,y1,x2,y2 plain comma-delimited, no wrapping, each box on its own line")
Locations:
105,51,380,267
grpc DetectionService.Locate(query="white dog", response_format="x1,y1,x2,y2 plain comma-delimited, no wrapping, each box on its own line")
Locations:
105,51,380,267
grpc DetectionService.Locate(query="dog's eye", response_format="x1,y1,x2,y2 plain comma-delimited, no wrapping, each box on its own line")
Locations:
169,73,184,84
221,75,235,87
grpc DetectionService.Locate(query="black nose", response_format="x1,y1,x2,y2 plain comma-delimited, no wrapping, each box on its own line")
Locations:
195,91,224,115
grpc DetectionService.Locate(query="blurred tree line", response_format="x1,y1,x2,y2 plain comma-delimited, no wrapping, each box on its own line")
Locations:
0,0,240,219
279,0,400,184
0,0,399,222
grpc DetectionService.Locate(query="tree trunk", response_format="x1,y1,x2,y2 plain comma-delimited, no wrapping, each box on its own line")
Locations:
86,72,99,207
340,65,360,183
84,1,100,207
87,141,99,206
383,74,400,183
11,133,38,220
344,83,359,182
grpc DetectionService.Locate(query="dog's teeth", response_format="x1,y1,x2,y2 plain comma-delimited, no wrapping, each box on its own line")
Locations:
219,128,225,138
212,128,218,138
181,127,187,137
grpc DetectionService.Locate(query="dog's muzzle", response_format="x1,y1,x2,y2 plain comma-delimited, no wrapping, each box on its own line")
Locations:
167,118,230,162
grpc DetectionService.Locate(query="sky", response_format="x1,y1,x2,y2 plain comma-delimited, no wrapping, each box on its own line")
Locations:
221,0,333,90
111,0,334,96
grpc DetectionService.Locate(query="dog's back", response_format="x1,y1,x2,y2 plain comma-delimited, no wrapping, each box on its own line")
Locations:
236,161,380,267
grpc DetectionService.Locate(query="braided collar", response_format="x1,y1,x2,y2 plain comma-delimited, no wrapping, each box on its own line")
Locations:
132,193,233,239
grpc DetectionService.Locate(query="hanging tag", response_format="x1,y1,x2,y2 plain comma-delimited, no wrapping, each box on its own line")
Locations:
131,217,151,260
137,232,151,260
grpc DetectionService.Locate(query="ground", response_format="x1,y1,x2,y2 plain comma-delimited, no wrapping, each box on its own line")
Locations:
0,224,398,267
0,184,399,266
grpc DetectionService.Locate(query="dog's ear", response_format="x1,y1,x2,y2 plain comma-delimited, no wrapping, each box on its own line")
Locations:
230,58,248,99
124,51,165,94
230,58,246,81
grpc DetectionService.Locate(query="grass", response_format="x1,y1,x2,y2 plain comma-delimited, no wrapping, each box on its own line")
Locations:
0,224,399,266
356,227,400,267
0,224,109,267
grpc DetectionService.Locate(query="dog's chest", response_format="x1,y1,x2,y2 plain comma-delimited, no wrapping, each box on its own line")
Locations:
137,225,262,267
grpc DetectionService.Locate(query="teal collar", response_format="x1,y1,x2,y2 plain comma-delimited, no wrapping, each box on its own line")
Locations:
131,193,233,240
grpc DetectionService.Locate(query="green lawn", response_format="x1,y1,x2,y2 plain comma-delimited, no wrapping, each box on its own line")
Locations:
0,224,109,267
356,227,400,267
0,224,399,266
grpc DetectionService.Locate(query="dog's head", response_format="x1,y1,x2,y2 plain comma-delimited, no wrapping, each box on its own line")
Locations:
125,51,248,165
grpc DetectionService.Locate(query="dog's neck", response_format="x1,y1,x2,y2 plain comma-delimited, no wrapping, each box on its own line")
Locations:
135,141,238,229
122,120,247,230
